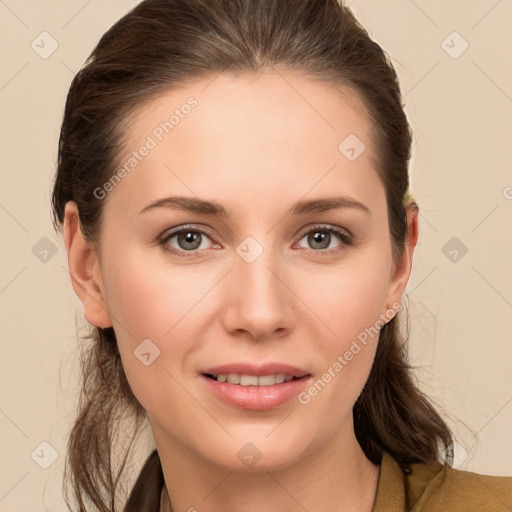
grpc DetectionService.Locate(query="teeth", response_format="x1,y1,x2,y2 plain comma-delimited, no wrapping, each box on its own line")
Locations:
275,373,286,384
226,374,240,384
211,373,296,386
257,375,276,386
240,375,259,386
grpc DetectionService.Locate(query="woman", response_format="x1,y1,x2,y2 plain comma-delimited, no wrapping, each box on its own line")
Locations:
51,0,512,511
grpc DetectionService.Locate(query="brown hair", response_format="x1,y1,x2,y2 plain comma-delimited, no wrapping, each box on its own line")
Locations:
51,0,454,510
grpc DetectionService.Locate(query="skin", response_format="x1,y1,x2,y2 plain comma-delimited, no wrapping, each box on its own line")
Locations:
63,70,419,512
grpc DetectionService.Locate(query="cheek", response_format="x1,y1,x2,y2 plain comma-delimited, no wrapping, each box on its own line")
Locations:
101,251,206,419
299,251,391,344
100,248,208,390
102,245,208,340
295,248,391,407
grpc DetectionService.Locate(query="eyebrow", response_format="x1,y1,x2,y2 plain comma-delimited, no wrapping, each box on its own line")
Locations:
138,195,371,217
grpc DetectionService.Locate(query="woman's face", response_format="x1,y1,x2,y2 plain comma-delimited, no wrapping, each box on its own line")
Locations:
66,71,414,471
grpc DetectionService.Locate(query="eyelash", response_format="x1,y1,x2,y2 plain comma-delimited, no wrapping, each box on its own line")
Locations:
158,224,354,259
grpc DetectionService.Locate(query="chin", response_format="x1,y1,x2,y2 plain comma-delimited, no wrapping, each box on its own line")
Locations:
201,433,313,473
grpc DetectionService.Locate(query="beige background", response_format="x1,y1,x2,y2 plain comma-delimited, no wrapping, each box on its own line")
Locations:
1,0,511,510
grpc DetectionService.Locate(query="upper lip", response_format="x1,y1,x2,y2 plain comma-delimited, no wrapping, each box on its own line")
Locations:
201,363,310,378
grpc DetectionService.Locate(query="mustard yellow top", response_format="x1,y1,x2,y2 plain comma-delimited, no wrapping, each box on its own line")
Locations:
374,452,512,511
124,449,512,511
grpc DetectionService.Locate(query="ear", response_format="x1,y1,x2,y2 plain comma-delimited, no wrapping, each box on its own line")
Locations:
63,201,113,328
383,203,420,312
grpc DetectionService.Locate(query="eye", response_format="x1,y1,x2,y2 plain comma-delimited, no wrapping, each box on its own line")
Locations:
295,225,353,254
159,225,217,258
158,223,353,258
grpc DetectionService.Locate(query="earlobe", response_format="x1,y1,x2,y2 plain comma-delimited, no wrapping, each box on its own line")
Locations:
63,201,113,328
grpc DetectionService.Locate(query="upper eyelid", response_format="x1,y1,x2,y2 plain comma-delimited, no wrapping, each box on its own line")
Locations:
161,224,215,241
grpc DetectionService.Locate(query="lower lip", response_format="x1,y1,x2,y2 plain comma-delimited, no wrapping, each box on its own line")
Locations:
201,374,311,411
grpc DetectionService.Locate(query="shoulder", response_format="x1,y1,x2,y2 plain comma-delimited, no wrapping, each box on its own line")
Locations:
403,456,512,511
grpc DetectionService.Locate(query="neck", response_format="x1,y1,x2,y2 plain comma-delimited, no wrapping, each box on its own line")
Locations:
158,422,380,512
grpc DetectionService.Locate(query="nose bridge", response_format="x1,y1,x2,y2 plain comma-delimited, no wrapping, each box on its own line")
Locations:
224,234,292,337
235,234,283,304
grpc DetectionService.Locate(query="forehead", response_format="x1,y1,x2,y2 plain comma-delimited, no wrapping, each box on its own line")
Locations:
126,70,372,153
103,71,383,220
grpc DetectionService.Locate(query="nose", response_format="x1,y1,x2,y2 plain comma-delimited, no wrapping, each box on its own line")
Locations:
220,245,295,341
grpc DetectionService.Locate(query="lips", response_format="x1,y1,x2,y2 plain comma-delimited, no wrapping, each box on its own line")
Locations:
201,362,309,379
200,362,312,410
205,373,296,386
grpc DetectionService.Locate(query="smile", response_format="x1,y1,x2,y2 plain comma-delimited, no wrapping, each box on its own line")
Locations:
200,362,311,410
204,373,300,386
